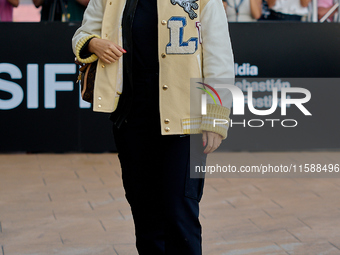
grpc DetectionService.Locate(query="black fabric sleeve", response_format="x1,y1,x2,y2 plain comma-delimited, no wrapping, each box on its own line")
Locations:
79,37,96,59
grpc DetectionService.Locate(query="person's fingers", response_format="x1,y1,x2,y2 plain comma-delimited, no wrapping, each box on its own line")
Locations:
90,39,126,63
214,134,222,152
107,48,120,60
214,135,222,152
100,57,109,64
115,44,127,53
108,43,124,59
100,55,113,64
203,132,214,154
102,45,124,61
202,131,207,147
102,52,116,63
99,48,120,63
104,58,117,64
203,132,222,154
101,46,116,60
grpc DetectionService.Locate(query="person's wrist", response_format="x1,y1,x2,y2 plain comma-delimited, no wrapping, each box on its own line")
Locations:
88,38,98,54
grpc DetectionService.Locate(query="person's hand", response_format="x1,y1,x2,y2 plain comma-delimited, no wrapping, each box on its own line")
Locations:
202,131,223,154
8,0,19,7
32,0,43,8
88,38,126,64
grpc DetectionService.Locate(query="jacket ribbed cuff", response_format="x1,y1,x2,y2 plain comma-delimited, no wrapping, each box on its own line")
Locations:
75,34,101,63
200,104,230,139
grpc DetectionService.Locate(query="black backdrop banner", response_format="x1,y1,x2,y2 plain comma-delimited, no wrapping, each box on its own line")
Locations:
0,22,340,152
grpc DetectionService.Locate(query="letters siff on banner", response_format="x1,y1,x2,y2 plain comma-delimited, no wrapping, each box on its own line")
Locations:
0,63,90,110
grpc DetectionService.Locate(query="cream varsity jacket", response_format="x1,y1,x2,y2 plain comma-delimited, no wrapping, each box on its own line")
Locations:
72,0,235,139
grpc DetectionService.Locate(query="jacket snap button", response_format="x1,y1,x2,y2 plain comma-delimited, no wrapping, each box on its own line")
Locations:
101,65,105,68
98,97,102,100
161,20,167,25
161,53,166,58
162,85,168,91
165,127,170,132
164,119,170,124
98,104,102,108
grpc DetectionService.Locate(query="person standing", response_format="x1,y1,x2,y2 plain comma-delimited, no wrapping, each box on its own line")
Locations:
72,0,235,253
318,0,337,21
33,0,88,21
266,0,311,21
224,0,262,22
0,0,19,22
67,0,88,21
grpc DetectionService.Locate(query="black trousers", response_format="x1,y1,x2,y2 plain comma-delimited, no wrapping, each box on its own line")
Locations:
112,72,207,254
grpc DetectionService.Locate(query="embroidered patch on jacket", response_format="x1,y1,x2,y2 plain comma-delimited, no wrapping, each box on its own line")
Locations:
195,21,202,44
166,17,198,54
170,0,199,20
